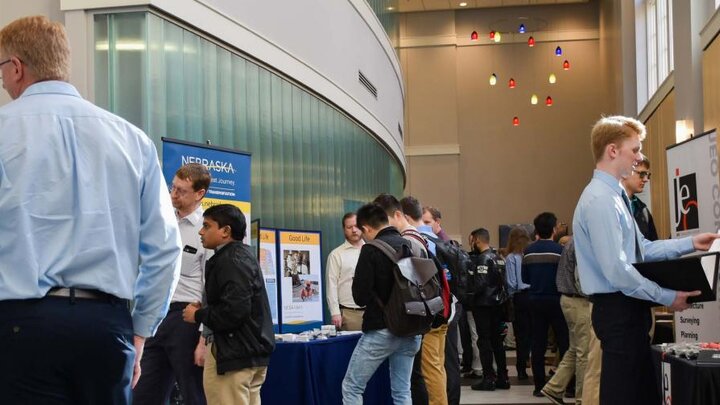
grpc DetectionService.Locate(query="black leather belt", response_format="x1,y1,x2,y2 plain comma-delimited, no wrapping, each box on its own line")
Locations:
46,287,124,304
169,301,191,311
340,305,365,311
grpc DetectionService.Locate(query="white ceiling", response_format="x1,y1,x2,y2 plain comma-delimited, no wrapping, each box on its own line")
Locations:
394,0,589,13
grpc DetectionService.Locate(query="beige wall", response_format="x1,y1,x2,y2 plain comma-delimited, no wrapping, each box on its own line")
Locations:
704,32,720,134
642,90,676,240
400,2,610,245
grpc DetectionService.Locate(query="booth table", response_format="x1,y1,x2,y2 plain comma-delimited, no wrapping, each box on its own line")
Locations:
651,345,720,405
260,333,392,405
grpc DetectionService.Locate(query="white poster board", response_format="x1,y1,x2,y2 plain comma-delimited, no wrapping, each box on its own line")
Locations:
666,129,720,342
259,228,279,330
278,230,324,332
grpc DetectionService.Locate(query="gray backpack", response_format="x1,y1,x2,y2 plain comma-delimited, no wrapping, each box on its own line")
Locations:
369,239,444,337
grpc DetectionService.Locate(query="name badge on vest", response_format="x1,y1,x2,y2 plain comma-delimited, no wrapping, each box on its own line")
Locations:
183,245,198,254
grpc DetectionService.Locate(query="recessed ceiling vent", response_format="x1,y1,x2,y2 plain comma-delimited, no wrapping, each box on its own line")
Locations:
358,71,378,99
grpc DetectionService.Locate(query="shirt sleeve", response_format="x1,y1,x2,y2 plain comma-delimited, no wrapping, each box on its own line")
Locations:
583,195,676,306
131,140,182,337
325,249,342,316
506,254,519,295
352,246,374,307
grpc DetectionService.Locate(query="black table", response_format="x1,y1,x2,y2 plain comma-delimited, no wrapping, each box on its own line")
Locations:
652,345,720,405
261,333,392,405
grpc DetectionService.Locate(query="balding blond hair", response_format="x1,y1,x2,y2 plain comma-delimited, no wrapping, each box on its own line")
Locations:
590,115,646,163
0,16,70,82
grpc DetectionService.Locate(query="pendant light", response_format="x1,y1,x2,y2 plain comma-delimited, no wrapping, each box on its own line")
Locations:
508,78,516,88
563,60,570,70
471,31,479,41
548,73,557,84
531,94,538,105
528,36,535,47
546,96,553,106
513,116,520,126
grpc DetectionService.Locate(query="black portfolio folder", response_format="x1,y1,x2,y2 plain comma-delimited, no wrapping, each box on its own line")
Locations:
633,252,719,303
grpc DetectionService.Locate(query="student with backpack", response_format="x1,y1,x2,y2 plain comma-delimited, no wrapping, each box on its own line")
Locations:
342,203,429,405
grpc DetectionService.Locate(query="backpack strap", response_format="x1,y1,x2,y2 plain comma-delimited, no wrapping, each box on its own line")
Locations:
402,229,429,251
367,239,401,263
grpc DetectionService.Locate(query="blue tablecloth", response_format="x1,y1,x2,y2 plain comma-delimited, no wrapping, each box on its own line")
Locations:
261,333,392,405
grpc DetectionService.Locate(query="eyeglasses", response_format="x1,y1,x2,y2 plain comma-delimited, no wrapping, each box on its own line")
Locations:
634,170,651,180
169,185,194,196
0,59,11,67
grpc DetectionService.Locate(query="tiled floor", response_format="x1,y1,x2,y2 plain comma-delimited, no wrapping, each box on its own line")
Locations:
459,350,570,405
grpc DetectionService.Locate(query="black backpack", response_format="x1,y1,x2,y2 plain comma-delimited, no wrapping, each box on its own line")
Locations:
424,235,472,306
369,239,444,337
467,249,508,306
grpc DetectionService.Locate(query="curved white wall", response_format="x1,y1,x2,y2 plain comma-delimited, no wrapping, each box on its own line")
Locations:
60,0,406,167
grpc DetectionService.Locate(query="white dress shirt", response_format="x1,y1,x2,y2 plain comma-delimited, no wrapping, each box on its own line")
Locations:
326,240,364,315
172,205,212,303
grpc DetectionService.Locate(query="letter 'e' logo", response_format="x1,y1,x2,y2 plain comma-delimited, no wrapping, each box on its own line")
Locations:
672,169,699,232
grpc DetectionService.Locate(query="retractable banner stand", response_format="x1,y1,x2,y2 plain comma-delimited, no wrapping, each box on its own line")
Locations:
278,230,324,332
666,129,720,342
162,138,252,239
259,228,280,332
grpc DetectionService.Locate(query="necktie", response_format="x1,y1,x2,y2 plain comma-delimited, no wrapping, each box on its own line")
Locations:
622,191,643,261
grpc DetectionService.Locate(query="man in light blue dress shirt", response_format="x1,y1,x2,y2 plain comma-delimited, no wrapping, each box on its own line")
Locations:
0,16,181,404
573,115,718,405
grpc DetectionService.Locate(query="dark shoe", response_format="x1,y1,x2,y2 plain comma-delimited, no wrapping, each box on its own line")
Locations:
462,370,483,379
495,379,510,389
533,390,544,397
541,389,565,405
471,379,495,391
517,371,529,380
460,365,473,374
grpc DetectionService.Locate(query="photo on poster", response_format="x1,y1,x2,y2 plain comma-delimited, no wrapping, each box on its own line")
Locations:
293,275,320,303
283,249,311,286
259,246,276,277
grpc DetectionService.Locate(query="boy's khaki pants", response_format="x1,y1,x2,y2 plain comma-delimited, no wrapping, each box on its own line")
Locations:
204,342,268,405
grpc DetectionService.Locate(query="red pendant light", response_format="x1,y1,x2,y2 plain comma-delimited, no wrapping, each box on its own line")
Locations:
546,96,553,106
513,116,520,126
471,31,479,41
563,59,570,70
489,31,496,40
528,36,535,47
508,78,516,88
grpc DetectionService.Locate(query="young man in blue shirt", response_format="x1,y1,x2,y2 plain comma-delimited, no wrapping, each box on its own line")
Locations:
573,115,718,405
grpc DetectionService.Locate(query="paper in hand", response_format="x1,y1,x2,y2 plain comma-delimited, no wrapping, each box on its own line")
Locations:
700,229,720,286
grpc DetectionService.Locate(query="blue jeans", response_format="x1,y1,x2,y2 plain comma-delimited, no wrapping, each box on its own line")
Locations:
342,329,421,405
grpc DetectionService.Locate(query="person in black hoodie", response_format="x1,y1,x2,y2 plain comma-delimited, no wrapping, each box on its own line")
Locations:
341,203,422,405
467,228,510,391
182,204,274,405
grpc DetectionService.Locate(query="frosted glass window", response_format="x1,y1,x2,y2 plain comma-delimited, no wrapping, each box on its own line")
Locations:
93,11,404,256
643,0,673,99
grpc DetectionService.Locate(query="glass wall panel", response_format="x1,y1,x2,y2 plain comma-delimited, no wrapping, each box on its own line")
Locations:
365,0,399,49
93,11,404,258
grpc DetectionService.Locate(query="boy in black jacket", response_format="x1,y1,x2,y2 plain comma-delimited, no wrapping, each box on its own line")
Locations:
183,204,275,405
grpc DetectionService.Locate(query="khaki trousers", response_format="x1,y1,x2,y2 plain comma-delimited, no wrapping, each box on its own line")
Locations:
340,307,364,331
582,303,602,405
203,342,268,405
544,295,591,402
422,324,448,405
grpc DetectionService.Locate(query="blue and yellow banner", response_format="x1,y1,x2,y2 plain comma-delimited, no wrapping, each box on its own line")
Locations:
162,138,252,235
